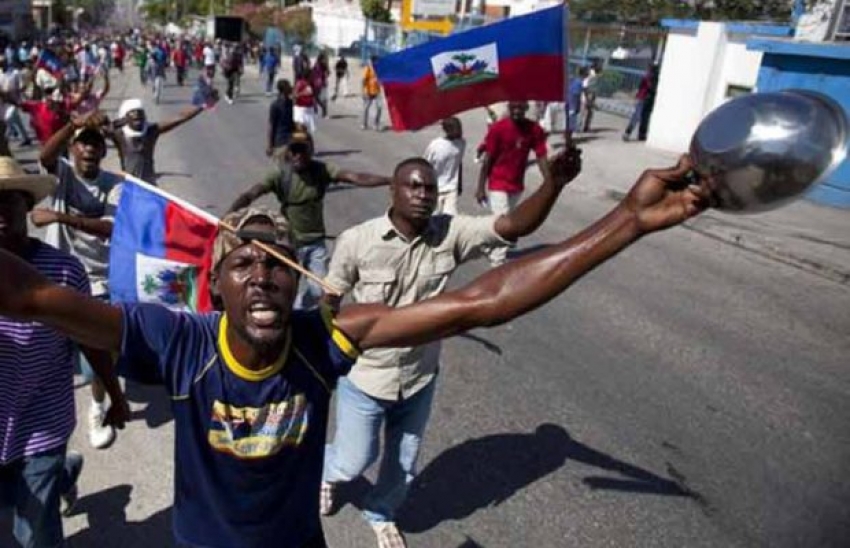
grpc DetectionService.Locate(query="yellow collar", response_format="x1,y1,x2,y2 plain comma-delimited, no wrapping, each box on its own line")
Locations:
217,314,291,382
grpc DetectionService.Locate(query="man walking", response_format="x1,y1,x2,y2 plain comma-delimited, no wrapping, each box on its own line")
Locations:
332,55,349,101
0,153,712,548
362,56,382,131
424,117,466,215
33,112,128,449
320,148,581,547
267,79,295,159
0,155,128,547
475,101,550,266
109,98,207,184
228,131,391,310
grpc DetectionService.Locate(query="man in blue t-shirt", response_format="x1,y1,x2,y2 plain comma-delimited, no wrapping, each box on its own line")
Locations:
0,153,712,548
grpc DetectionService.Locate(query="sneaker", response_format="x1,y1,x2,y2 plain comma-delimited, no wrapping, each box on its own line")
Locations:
372,522,407,548
88,403,116,449
319,482,336,516
61,451,83,517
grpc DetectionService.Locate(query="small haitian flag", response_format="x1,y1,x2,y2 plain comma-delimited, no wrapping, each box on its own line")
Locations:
35,49,64,79
375,4,567,131
109,176,219,312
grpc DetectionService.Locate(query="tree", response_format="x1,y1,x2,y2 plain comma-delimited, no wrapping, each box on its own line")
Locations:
571,0,793,24
361,0,392,22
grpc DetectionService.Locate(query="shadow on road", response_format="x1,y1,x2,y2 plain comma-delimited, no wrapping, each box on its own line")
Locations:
124,380,174,429
66,485,175,547
458,332,502,355
394,423,698,533
315,149,361,158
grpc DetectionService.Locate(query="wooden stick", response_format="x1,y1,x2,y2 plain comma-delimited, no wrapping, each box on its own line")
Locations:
218,221,342,296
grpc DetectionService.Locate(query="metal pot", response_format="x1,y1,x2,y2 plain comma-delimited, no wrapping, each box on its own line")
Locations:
689,90,848,213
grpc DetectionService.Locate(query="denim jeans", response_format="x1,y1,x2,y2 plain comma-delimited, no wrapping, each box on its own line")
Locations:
78,294,109,383
624,99,645,138
5,107,30,142
323,377,436,524
362,95,382,129
0,445,73,548
295,241,329,310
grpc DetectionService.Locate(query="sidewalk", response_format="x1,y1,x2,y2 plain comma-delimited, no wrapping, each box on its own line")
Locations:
576,110,850,285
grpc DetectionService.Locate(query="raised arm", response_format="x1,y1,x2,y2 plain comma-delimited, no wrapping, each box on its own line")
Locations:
228,182,273,213
0,248,124,352
158,105,204,134
335,170,391,188
337,156,710,351
492,148,581,241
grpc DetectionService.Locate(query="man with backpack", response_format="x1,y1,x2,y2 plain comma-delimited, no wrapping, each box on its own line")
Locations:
227,132,391,309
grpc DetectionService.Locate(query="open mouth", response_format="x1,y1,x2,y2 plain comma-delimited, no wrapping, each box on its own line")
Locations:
247,302,281,327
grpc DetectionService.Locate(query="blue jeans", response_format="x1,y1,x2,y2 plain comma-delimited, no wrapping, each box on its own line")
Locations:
0,445,73,547
362,95,382,129
323,377,436,524
295,241,329,310
624,99,645,137
78,294,110,383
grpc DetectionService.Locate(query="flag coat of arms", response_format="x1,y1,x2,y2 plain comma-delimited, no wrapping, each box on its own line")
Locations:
376,5,566,131
109,177,219,312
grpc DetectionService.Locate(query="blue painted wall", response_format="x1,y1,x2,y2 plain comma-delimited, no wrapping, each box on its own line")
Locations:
748,40,850,209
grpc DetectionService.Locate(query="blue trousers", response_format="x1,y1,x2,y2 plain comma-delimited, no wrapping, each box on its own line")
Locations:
294,242,329,310
323,377,436,524
0,445,73,548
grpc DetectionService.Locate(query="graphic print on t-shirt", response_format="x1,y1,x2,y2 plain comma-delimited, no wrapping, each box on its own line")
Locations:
208,396,310,459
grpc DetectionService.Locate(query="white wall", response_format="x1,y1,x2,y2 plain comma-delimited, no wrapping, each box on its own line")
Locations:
484,0,559,17
647,22,763,153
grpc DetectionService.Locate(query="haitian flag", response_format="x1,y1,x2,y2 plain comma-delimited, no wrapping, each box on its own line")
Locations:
376,5,567,131
109,176,219,312
35,49,64,79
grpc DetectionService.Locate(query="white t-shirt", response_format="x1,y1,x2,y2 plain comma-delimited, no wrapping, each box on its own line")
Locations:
203,46,215,67
424,136,466,194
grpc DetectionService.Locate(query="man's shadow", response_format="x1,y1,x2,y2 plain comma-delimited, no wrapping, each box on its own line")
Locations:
394,423,701,533
2,486,174,547
124,380,174,428
66,485,174,547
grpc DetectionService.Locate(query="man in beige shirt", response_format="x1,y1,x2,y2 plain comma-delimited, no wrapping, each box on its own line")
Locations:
321,149,582,547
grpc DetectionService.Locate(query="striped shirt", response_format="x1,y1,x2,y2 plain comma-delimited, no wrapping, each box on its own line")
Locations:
0,239,89,464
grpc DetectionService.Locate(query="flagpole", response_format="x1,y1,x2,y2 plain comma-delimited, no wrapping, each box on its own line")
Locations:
562,0,572,149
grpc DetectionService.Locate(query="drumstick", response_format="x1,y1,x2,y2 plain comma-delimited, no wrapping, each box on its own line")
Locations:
217,221,342,296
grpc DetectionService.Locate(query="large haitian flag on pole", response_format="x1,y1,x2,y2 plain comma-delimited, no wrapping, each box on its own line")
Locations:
376,4,567,131
109,176,219,312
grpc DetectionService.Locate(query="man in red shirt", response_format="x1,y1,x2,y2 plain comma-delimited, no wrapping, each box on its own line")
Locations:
1,84,84,145
475,101,550,266
172,42,189,86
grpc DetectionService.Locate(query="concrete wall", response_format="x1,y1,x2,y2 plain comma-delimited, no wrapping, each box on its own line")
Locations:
647,22,764,153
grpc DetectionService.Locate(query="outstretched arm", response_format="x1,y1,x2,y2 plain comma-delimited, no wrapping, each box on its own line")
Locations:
335,170,391,188
337,156,711,351
228,183,272,213
158,105,204,134
30,208,115,238
493,148,581,241
0,250,124,352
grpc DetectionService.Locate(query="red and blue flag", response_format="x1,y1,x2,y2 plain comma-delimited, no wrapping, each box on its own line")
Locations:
35,49,64,79
109,177,219,312
376,5,567,131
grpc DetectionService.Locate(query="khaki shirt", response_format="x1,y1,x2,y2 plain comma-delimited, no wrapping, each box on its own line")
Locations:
326,212,508,400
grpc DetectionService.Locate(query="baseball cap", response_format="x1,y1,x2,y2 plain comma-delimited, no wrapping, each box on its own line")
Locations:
212,207,292,271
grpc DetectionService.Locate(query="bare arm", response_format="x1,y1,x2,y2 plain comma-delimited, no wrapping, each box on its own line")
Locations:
492,149,581,241
30,208,114,238
39,121,76,173
228,183,272,213
0,249,124,352
475,154,492,204
335,170,391,188
337,156,710,351
158,106,204,134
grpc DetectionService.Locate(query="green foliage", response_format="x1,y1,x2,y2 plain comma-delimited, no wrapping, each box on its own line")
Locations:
571,0,792,24
281,11,316,43
361,0,392,23
594,70,625,98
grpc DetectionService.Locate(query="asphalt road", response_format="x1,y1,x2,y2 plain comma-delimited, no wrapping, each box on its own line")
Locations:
2,65,849,548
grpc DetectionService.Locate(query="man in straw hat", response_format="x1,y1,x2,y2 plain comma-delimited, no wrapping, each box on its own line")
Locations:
108,98,207,184
0,155,129,547
228,130,392,310
0,154,712,548
35,110,128,450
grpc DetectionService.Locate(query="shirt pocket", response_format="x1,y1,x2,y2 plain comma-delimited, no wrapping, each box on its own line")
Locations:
418,251,456,298
358,268,397,303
